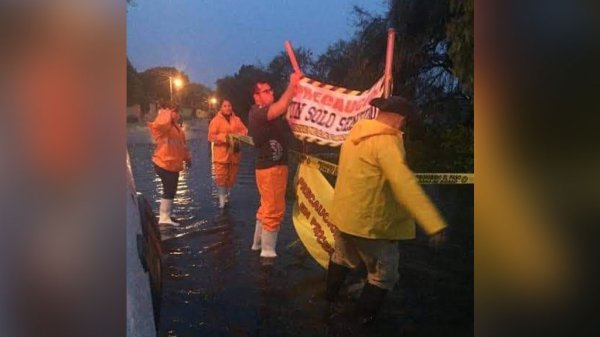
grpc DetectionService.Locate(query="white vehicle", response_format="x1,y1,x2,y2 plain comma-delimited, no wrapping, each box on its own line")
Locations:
126,154,163,337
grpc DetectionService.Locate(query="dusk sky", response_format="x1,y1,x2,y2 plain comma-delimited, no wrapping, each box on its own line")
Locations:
127,0,387,88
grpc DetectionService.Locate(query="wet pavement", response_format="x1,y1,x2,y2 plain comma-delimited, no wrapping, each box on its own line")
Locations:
127,119,473,337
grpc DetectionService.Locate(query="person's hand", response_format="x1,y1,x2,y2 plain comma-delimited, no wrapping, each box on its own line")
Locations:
290,72,302,87
428,229,446,249
171,110,182,124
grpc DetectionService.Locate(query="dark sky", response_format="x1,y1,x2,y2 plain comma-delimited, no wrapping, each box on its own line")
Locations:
127,0,387,88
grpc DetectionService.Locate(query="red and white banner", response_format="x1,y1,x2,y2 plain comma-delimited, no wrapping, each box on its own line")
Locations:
287,76,385,147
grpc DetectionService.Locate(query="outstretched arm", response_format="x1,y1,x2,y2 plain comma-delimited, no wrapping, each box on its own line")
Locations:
266,72,302,121
378,136,447,235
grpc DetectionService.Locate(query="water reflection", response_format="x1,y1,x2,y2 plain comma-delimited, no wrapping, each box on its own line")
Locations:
127,119,473,337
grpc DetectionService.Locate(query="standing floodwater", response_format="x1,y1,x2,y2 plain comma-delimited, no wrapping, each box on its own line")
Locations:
128,119,473,337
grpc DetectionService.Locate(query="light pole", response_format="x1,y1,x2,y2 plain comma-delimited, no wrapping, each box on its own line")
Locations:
208,96,218,119
209,96,217,110
169,76,184,103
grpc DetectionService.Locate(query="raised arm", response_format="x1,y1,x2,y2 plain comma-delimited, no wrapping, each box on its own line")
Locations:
266,72,302,121
150,109,174,134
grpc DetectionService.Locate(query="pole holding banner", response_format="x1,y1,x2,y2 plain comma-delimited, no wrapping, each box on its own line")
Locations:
285,40,303,75
384,28,396,98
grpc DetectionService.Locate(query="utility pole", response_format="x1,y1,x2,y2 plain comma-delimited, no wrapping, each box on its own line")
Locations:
169,76,173,103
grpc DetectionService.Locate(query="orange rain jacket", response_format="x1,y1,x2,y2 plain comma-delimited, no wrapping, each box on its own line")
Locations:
208,111,248,164
148,109,191,172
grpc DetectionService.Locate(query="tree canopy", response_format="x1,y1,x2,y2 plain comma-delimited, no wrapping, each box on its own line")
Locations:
212,0,473,172
127,0,472,171
126,62,213,112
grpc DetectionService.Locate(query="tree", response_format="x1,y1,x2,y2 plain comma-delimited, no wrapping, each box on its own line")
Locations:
266,47,315,93
139,66,190,104
127,58,145,108
181,82,212,110
313,40,352,84
446,0,473,97
212,0,473,171
336,0,473,171
216,65,273,123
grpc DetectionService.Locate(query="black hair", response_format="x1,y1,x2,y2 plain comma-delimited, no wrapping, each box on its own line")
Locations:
253,80,270,94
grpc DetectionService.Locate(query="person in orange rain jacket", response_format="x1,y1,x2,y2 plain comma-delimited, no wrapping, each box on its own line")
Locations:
208,99,248,208
148,102,191,226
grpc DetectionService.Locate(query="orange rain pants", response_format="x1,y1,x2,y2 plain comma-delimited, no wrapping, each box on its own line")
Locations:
213,162,240,188
255,165,288,232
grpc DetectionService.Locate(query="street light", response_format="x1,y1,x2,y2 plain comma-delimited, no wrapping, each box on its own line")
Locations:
173,78,183,88
208,96,218,118
169,76,184,103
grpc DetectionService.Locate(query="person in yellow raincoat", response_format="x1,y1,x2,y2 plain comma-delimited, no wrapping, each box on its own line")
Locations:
148,102,191,226
327,96,447,324
208,99,248,208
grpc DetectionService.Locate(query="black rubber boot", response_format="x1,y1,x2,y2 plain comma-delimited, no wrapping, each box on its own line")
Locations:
325,261,351,302
356,282,388,325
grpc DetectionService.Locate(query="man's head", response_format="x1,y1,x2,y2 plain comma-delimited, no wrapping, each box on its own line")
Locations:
370,96,419,130
253,80,274,107
220,100,233,116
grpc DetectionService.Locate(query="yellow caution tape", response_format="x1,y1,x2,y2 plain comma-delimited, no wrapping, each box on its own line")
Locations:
289,150,338,176
230,134,473,184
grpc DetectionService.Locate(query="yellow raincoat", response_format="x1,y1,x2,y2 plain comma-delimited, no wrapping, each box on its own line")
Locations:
331,119,447,240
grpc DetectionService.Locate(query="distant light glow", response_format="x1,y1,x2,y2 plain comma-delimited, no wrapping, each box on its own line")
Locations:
173,78,184,88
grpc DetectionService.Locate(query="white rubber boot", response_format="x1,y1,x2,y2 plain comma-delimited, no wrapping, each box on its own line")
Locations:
217,187,227,209
225,187,231,205
158,198,180,226
260,229,279,258
251,219,262,251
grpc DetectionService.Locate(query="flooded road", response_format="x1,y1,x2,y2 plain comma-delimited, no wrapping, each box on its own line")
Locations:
128,119,473,337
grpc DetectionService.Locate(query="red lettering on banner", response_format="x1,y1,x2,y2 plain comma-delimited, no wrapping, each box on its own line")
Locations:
314,203,322,216
302,86,314,101
333,98,344,111
321,94,334,107
297,78,383,117
310,217,334,255
344,100,357,113
313,92,322,102
298,202,310,219
323,217,338,233
297,177,339,234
